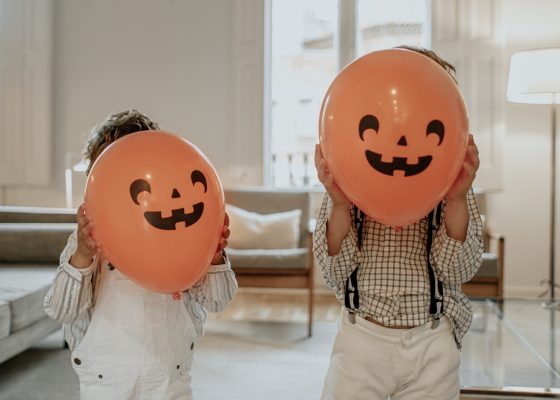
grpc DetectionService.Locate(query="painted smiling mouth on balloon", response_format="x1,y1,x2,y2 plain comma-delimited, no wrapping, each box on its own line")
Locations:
144,203,204,230
365,150,432,177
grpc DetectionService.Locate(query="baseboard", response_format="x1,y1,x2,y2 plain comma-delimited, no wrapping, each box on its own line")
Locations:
236,286,336,299
504,285,546,298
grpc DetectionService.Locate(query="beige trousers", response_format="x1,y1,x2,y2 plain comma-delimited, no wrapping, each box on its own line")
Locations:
321,309,461,400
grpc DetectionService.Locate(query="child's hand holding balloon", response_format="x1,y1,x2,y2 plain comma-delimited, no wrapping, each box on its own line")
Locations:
70,204,100,269
211,213,230,265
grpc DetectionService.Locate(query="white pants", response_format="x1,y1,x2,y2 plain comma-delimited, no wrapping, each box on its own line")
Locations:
321,309,460,400
71,266,195,400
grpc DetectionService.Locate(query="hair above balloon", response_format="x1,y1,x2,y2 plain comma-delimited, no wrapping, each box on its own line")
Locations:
319,48,469,227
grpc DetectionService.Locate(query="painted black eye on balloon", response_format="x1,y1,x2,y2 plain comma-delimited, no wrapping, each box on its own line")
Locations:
426,119,445,146
359,115,379,141
191,170,207,193
130,179,151,205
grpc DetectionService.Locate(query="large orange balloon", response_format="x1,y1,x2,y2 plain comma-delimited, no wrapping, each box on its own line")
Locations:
319,48,469,227
85,131,224,293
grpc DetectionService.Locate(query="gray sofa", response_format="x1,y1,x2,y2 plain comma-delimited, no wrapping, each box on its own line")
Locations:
0,206,76,363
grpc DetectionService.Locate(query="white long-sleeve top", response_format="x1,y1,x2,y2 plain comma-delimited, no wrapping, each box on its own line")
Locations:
44,230,238,351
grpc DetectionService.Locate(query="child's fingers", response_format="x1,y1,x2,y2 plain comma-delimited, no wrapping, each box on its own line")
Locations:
462,160,476,179
323,173,336,192
222,227,230,239
317,159,331,184
82,220,94,236
85,237,98,252
216,238,228,252
76,204,88,227
465,144,480,171
223,212,230,228
314,144,323,169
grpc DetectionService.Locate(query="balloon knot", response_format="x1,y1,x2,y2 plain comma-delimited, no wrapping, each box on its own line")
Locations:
172,292,183,301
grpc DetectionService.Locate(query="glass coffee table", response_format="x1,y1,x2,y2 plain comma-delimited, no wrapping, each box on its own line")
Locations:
460,297,560,398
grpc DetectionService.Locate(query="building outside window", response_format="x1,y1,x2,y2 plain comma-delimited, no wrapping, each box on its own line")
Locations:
267,0,429,187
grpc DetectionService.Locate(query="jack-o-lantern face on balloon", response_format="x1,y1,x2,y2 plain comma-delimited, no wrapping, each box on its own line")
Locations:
85,131,224,294
319,49,469,227
359,115,445,177
129,170,207,230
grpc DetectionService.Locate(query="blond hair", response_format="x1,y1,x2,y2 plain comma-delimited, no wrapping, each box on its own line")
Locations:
83,109,160,175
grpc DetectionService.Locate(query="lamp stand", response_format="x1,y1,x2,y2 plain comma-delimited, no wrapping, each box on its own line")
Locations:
543,102,560,307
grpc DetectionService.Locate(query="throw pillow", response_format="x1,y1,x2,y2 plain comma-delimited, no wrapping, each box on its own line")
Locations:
225,204,302,249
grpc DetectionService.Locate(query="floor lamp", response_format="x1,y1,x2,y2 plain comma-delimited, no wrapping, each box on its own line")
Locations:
507,48,560,302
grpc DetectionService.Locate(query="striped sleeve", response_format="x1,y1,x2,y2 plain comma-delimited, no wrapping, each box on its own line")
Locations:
312,193,358,290
430,188,484,284
43,230,97,324
183,252,237,339
184,252,238,313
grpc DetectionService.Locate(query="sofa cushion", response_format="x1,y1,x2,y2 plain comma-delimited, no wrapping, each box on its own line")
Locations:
476,253,498,277
0,206,76,223
227,248,308,273
0,223,75,263
225,189,310,248
0,267,57,332
0,300,10,340
226,204,302,249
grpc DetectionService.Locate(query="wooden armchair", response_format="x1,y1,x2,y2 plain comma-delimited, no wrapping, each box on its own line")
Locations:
224,188,314,337
462,192,505,314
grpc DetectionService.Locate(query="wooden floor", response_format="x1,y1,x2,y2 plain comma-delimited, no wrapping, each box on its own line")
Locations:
210,288,341,323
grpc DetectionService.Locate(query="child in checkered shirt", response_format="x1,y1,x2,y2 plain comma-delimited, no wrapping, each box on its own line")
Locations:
313,47,483,400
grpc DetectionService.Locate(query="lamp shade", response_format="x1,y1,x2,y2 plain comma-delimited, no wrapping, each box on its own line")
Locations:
507,48,560,104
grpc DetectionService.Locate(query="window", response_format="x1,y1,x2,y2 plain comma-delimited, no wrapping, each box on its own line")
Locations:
268,0,339,187
356,0,429,57
266,0,430,187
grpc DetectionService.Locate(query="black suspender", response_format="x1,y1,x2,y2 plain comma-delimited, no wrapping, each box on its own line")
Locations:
344,206,364,313
343,203,444,326
427,203,444,327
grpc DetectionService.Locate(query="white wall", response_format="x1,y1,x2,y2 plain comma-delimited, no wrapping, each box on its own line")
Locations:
3,0,237,207
488,0,560,296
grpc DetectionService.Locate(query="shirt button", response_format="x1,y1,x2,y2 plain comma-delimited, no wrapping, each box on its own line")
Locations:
73,358,81,365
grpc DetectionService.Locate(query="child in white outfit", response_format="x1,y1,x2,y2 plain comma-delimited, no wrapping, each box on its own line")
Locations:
44,110,237,400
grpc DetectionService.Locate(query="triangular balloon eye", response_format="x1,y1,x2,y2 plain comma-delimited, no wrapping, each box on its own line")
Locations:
172,188,181,198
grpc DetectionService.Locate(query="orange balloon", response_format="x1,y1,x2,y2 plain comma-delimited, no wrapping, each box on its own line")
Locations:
319,48,469,227
85,131,224,293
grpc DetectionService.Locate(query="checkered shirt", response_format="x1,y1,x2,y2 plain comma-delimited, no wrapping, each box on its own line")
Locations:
313,188,483,347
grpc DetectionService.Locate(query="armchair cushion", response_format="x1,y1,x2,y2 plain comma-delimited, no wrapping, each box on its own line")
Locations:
226,204,302,249
476,253,499,277
227,248,308,272
0,300,9,340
